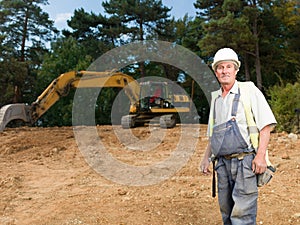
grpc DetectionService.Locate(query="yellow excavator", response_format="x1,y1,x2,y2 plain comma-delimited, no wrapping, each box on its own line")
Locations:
0,70,191,131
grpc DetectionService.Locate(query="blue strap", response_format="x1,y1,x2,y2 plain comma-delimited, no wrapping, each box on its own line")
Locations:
231,88,240,117
213,88,241,122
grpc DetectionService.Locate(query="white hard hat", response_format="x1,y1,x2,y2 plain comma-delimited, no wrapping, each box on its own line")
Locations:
211,48,241,71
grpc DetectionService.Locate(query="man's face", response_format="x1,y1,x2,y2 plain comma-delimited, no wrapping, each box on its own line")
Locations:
215,62,238,86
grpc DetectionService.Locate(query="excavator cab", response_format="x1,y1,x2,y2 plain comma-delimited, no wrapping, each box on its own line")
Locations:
139,81,173,111
120,80,191,129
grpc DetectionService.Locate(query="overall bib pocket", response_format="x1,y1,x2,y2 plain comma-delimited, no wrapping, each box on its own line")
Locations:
211,118,248,157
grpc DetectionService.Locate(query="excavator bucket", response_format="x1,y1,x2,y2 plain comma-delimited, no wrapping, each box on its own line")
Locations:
0,104,32,132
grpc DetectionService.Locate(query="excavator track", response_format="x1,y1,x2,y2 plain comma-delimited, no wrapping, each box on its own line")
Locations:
159,114,176,128
121,115,136,129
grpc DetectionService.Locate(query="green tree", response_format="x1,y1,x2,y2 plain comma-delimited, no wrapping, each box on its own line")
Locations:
195,0,259,83
194,0,300,89
268,76,300,132
63,8,116,57
270,0,300,82
0,0,55,61
35,37,93,126
0,0,56,104
152,14,210,123
102,0,171,41
0,59,27,106
101,0,171,77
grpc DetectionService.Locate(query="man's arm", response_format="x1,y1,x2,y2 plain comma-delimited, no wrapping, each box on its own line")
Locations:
200,141,212,174
252,125,272,174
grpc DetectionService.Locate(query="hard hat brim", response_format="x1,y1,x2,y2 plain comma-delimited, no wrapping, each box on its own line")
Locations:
212,60,241,71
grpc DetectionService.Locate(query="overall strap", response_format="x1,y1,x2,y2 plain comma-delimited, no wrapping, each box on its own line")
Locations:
209,91,219,137
212,88,241,122
231,88,240,117
213,97,217,123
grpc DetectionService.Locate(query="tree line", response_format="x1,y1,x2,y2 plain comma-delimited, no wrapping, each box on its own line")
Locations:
0,0,299,131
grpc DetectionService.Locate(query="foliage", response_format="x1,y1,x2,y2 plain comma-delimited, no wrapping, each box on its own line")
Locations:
0,59,28,106
0,0,56,107
268,75,300,133
102,0,171,41
1,0,300,129
0,0,55,61
35,37,93,127
194,0,300,90
64,8,116,54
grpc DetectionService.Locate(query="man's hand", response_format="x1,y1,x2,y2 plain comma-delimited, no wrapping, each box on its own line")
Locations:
252,153,267,174
252,125,272,174
200,143,212,175
200,158,211,175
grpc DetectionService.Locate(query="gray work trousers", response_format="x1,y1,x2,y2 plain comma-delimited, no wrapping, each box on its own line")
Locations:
215,154,258,225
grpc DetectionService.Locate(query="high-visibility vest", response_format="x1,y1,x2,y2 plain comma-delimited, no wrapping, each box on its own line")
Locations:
208,81,272,166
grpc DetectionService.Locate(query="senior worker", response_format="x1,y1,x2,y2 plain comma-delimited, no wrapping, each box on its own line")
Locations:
200,48,277,225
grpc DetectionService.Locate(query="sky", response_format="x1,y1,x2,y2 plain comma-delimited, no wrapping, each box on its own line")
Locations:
42,0,198,30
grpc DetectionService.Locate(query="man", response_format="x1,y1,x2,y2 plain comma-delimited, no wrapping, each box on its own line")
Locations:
200,48,277,225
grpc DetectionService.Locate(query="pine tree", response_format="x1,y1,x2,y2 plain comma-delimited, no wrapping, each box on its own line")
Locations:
195,0,267,89
0,0,55,103
102,0,171,41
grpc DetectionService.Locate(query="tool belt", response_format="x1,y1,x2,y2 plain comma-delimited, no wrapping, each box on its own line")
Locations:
223,151,255,160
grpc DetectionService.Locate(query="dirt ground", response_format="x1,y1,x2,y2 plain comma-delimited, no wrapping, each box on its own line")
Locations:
0,124,299,225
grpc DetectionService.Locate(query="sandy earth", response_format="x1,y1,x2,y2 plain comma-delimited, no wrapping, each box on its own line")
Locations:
0,124,299,225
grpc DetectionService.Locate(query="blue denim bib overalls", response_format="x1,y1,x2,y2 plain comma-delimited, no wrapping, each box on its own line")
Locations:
210,88,249,157
210,88,258,225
